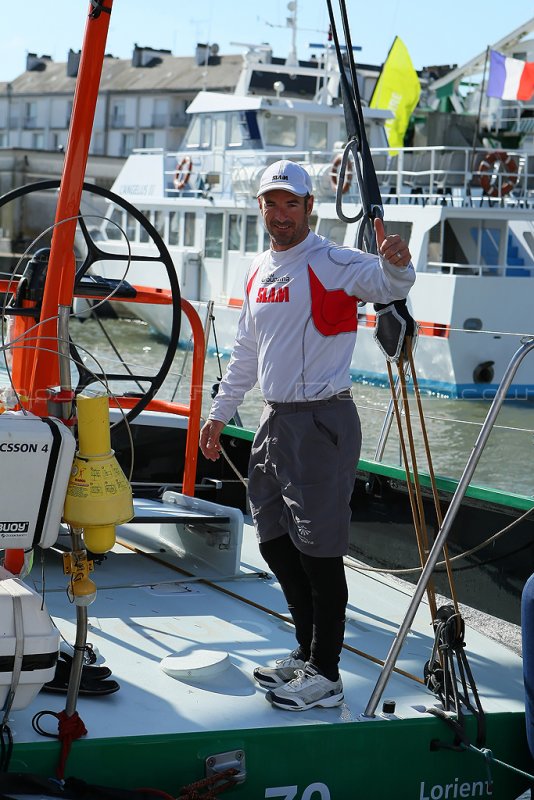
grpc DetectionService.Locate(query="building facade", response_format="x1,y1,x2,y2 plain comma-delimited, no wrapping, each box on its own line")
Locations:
0,45,244,157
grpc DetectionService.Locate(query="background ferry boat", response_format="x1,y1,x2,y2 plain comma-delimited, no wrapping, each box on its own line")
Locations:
70,37,534,400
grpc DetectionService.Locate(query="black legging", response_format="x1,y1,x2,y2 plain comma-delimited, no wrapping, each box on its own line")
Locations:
259,533,348,681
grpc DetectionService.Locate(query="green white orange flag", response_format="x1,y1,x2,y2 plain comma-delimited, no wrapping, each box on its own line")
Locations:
370,37,421,151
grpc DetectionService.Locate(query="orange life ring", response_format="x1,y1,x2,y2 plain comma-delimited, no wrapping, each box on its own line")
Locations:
478,151,518,198
173,156,193,191
330,153,353,194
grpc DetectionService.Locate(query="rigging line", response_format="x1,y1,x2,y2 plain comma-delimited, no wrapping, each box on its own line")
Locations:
324,0,374,228
385,358,438,620
86,312,145,393
424,325,534,339
405,341,459,611
346,502,534,575
357,405,534,436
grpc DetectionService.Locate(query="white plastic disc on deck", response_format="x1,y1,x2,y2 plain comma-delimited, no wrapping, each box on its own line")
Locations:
160,649,230,680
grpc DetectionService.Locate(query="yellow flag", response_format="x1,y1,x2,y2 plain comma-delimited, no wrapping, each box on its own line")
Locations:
370,37,421,151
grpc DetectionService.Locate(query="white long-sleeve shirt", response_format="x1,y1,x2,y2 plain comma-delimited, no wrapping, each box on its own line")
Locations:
209,231,415,424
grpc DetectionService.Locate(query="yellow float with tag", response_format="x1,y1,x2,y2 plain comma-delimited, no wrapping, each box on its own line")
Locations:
63,392,134,553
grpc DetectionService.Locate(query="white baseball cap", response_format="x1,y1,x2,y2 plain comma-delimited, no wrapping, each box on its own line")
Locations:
257,160,313,198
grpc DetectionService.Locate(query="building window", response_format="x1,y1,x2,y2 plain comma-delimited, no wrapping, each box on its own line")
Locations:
205,214,223,258
31,132,44,149
24,102,37,129
120,133,134,157
111,101,126,128
65,101,73,129
152,99,168,128
0,133,7,147
141,131,155,149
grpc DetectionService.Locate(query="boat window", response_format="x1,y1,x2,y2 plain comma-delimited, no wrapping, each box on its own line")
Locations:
184,212,195,247
201,118,212,148
228,214,242,251
463,318,483,330
308,120,328,150
523,231,534,258
184,115,211,149
213,116,226,149
154,210,165,240
245,215,259,252
205,213,223,258
229,111,262,149
384,221,412,244
126,212,136,244
185,117,201,147
169,211,179,246
262,114,297,147
139,209,150,243
229,114,245,147
104,208,124,241
316,218,347,244
427,222,441,265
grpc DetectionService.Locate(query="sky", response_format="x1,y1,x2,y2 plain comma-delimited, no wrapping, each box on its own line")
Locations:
0,1,533,82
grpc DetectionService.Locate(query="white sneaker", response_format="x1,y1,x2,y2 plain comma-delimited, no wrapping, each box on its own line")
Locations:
253,649,306,688
265,664,344,711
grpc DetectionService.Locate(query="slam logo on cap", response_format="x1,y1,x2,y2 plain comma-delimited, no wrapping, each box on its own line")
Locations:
271,175,289,181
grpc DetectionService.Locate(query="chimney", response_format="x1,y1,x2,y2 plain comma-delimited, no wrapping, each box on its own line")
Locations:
195,43,210,67
26,53,52,72
131,44,170,68
67,49,81,78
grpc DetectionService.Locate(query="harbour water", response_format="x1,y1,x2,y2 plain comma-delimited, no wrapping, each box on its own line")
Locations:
64,314,534,498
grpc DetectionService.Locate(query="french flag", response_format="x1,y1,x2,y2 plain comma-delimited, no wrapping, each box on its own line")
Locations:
487,49,534,101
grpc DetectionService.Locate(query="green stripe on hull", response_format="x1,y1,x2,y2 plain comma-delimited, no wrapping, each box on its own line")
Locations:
10,711,530,798
223,424,534,512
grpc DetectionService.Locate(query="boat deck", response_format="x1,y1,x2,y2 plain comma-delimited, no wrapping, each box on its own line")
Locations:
12,517,524,745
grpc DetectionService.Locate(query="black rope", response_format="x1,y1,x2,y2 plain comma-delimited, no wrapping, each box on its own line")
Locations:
0,725,13,772
210,312,224,383
325,0,417,361
424,605,486,749
325,0,383,243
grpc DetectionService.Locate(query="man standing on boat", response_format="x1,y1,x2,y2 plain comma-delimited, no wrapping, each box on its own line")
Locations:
200,159,414,711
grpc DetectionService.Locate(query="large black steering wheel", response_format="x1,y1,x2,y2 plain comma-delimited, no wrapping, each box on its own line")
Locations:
0,179,181,425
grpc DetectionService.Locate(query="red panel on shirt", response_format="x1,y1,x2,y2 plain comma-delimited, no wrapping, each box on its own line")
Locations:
308,266,358,336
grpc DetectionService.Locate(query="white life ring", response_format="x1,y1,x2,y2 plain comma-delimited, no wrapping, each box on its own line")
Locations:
330,153,353,194
478,151,518,198
173,157,193,191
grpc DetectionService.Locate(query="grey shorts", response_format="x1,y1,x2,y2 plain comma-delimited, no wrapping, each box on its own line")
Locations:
248,392,362,557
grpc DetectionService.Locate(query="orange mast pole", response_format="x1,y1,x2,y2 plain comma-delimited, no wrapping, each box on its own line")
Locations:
28,1,113,415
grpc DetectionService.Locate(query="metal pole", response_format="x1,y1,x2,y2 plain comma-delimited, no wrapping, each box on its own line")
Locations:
373,374,401,461
364,337,534,717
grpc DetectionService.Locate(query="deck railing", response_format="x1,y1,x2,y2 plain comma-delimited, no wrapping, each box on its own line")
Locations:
160,143,534,206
